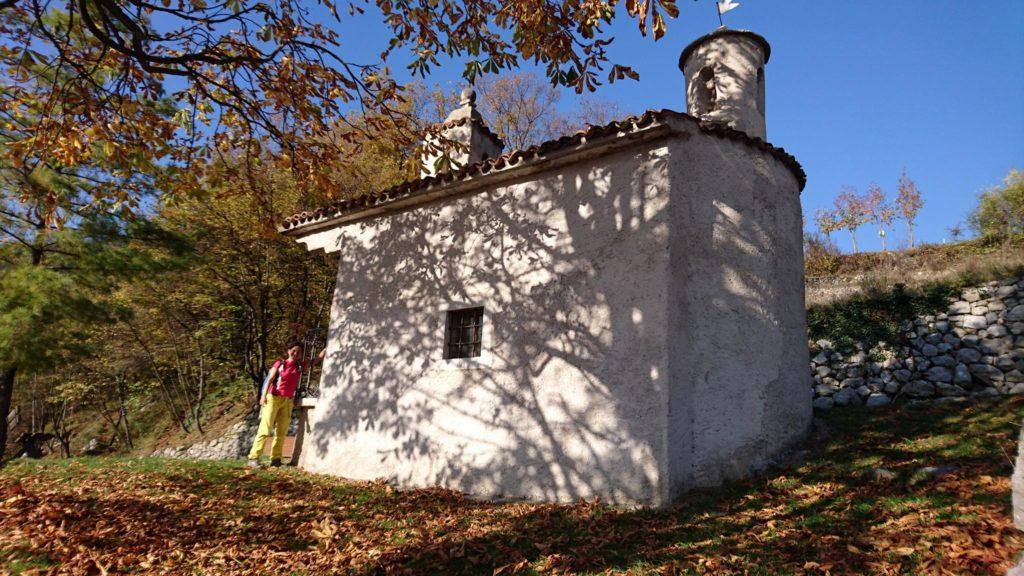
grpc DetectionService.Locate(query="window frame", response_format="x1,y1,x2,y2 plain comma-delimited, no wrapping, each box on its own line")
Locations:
444,306,484,360
434,302,492,370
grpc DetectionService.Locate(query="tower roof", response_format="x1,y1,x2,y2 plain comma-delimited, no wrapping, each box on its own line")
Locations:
678,27,771,70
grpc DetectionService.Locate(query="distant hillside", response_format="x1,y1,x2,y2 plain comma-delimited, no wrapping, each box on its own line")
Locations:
806,235,1024,307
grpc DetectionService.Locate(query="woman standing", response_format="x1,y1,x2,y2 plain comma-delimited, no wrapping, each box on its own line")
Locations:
247,340,324,467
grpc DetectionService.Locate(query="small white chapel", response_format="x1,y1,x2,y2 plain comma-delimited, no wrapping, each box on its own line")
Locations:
281,27,811,507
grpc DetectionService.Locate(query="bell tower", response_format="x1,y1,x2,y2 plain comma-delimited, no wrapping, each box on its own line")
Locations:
679,28,770,140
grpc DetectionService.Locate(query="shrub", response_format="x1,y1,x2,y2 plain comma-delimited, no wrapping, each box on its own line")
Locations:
807,282,959,352
968,169,1024,240
804,232,841,276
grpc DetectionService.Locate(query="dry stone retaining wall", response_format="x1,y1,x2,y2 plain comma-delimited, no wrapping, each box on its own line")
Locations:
811,275,1024,410
151,410,299,460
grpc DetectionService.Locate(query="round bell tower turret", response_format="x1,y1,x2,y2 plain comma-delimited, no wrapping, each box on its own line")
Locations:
679,28,770,140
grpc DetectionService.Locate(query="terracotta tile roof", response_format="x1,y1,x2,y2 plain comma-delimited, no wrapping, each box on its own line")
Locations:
281,109,806,232
434,115,504,150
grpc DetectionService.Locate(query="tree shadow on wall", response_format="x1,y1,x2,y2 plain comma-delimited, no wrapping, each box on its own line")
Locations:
307,135,797,505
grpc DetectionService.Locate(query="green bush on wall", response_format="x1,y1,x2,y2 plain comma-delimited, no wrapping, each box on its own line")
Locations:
808,282,960,353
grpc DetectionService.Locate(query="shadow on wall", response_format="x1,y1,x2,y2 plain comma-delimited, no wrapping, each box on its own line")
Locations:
668,131,806,490
308,136,790,504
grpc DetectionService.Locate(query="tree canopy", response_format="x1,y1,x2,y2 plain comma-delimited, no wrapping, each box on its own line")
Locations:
968,169,1024,240
0,0,681,222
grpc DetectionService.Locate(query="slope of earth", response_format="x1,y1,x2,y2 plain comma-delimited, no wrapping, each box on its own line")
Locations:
2,399,1023,575
806,235,1024,307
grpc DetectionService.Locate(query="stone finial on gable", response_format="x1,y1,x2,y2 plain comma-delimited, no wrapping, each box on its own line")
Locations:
421,86,504,178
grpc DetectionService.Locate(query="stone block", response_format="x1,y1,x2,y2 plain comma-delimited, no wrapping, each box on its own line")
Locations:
954,363,972,385
963,315,988,330
812,397,834,410
840,377,864,389
903,380,936,398
833,387,862,407
970,363,1004,385
1008,304,1024,322
926,366,953,383
956,348,982,364
865,394,891,408
980,336,1014,355
936,382,967,397
988,324,1009,338
949,301,971,314
998,356,1019,372
972,387,1001,400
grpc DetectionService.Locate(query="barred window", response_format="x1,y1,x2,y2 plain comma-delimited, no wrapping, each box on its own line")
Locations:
445,307,484,359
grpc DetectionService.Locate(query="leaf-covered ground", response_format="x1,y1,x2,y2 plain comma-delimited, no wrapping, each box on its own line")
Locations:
2,399,1023,575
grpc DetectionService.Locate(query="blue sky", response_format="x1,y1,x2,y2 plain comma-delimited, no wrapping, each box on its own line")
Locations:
341,0,1023,252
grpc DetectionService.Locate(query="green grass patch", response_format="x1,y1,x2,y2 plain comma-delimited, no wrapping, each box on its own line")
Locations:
2,398,1023,575
0,545,53,574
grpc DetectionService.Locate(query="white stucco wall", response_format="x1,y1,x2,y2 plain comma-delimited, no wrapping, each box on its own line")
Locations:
298,118,810,506
681,32,768,140
302,144,675,505
664,120,811,499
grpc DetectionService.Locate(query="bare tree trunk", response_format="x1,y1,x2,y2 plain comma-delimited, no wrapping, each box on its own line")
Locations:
908,222,915,248
850,230,859,254
116,378,134,449
0,365,17,463
52,400,72,458
30,376,38,434
192,345,205,435
127,321,190,432
166,319,201,435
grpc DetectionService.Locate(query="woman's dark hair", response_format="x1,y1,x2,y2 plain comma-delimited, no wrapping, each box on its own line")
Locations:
286,339,304,351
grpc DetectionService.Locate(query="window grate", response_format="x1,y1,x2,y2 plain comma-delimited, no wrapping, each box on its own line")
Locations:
445,307,484,359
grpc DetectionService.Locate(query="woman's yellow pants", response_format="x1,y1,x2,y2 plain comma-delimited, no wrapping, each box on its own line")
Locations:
247,395,293,461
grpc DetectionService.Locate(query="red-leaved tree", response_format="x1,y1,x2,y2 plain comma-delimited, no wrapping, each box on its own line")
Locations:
866,183,896,253
813,207,840,244
896,169,925,248
834,187,871,254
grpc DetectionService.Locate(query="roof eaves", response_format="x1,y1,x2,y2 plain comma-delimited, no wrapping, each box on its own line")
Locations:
280,110,805,234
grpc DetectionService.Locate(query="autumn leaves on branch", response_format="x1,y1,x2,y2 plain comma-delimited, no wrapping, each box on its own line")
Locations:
813,169,924,254
0,0,685,224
